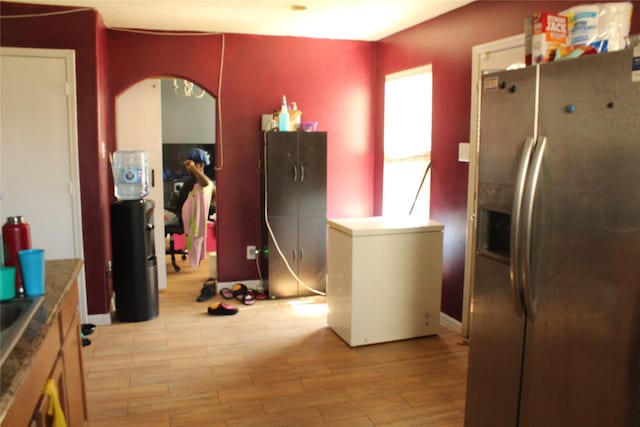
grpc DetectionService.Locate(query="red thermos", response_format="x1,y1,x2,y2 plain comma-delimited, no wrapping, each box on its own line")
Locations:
2,216,32,294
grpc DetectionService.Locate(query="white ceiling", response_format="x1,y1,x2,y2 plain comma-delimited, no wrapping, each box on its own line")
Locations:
6,0,475,41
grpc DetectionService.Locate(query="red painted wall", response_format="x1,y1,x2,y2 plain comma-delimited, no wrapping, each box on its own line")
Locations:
375,0,640,320
1,2,375,316
3,0,638,320
107,32,377,282
0,2,112,315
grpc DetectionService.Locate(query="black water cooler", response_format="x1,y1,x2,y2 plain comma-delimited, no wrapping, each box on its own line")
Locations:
110,199,159,322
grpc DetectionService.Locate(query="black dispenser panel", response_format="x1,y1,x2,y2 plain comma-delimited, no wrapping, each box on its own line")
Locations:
110,199,159,322
477,208,511,262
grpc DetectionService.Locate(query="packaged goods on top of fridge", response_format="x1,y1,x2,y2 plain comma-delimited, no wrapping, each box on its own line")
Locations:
561,4,600,47
525,12,568,65
597,2,634,51
554,45,599,61
560,2,633,54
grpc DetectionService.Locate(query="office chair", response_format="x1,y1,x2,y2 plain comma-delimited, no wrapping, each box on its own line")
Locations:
165,221,188,272
164,178,190,272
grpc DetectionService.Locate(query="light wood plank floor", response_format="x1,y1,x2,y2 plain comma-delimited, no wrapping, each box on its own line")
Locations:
83,255,469,426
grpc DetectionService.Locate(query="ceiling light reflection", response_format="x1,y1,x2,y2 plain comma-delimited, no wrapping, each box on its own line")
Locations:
287,4,308,12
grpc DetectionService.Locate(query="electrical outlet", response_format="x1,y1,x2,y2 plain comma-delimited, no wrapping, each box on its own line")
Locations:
246,245,257,260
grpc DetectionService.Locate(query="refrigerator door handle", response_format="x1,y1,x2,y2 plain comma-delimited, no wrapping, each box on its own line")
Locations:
510,136,536,316
521,136,547,319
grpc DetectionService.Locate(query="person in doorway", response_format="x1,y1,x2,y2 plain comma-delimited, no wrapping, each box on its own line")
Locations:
175,148,216,301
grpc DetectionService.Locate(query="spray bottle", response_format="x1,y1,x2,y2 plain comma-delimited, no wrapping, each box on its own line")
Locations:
278,95,289,131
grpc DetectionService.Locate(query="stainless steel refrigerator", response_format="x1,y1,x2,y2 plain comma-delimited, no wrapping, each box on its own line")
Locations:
465,48,640,426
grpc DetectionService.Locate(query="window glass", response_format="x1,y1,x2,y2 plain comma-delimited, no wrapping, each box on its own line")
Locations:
383,65,432,218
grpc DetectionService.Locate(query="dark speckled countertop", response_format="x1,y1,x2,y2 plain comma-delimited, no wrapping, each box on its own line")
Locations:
0,259,82,422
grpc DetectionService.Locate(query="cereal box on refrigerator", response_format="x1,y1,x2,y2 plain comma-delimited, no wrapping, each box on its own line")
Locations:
525,12,568,65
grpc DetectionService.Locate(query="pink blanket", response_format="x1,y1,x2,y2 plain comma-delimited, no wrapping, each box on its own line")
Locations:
181,182,214,267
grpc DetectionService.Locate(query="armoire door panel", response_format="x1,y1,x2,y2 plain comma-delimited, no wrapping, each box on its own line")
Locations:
267,215,299,298
297,216,327,295
266,132,298,217
297,132,327,217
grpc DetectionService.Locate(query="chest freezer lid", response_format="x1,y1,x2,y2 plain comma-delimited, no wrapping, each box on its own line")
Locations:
327,216,444,237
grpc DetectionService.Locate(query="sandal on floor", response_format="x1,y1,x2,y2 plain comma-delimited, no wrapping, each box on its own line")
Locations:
220,288,234,299
242,290,256,305
254,290,267,300
232,283,248,301
81,323,96,336
207,303,238,316
196,279,217,302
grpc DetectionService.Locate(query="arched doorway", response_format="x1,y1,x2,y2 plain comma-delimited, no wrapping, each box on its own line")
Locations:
115,77,217,290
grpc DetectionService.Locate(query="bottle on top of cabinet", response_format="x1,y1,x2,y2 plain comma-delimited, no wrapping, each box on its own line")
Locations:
290,102,302,130
278,95,289,132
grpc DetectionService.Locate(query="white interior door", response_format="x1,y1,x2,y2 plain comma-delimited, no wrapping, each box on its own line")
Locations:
462,35,525,337
115,79,167,290
0,47,87,320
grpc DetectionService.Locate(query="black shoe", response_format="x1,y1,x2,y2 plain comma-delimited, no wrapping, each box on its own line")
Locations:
207,302,238,316
82,337,91,347
81,323,96,336
196,279,217,302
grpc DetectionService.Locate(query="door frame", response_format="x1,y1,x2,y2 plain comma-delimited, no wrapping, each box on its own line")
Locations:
0,47,88,322
462,34,524,337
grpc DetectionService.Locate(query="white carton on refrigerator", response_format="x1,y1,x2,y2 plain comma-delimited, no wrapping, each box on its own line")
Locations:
561,2,634,53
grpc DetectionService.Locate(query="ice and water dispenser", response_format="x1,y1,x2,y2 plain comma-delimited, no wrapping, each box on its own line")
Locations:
477,209,511,259
110,151,159,322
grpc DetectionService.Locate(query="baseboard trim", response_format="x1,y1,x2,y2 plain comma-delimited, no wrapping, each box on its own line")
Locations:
217,279,264,291
87,313,112,326
440,312,462,334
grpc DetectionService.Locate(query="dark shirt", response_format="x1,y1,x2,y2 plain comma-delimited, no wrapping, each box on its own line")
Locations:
173,177,196,225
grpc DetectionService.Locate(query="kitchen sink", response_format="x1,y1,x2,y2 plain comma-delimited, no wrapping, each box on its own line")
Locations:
0,296,44,366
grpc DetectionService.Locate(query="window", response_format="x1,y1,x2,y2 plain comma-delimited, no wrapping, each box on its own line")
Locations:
383,65,432,218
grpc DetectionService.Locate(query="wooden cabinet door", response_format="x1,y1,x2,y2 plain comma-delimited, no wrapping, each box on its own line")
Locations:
31,355,65,427
61,313,88,426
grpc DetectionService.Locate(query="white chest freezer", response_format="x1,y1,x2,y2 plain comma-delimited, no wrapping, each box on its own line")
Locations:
327,217,444,347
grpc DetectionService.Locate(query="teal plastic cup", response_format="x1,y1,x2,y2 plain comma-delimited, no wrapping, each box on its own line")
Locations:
0,266,16,300
18,249,45,296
